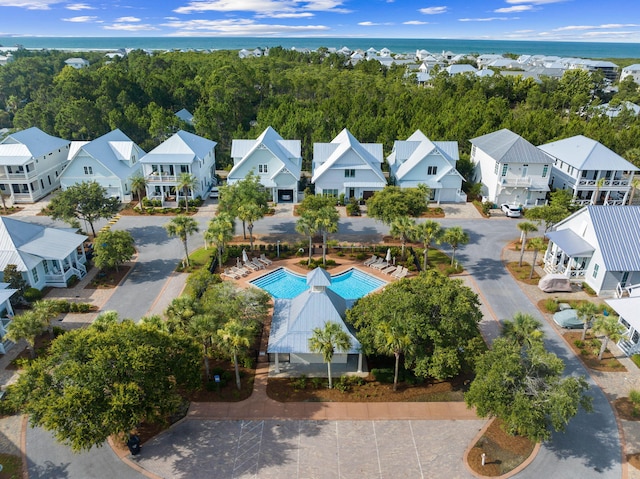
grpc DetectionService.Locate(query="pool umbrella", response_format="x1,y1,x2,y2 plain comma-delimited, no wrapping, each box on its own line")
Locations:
242,249,249,263
236,257,241,268
385,248,392,263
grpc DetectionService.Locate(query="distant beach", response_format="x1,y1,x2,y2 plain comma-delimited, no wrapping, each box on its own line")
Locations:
0,37,639,58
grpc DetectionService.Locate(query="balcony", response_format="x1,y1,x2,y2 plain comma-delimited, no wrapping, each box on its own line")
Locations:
577,178,631,187
500,176,532,188
146,172,177,183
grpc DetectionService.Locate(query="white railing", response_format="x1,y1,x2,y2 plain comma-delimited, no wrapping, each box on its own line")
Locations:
617,282,640,298
501,176,533,187
578,178,630,187
145,173,177,183
604,199,626,206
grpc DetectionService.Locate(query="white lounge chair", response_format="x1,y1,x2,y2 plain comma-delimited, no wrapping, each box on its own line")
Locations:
371,260,388,270
222,269,240,280
368,257,384,268
363,255,378,266
251,259,265,270
394,268,409,279
260,254,273,265
391,266,405,278
381,265,397,275
244,261,259,271
231,266,249,276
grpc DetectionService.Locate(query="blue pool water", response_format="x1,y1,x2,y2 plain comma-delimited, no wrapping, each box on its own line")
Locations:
250,268,386,300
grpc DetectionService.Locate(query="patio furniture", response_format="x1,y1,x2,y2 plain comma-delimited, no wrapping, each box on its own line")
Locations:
364,255,378,266
371,260,388,270
381,265,397,275
251,259,266,270
244,261,259,271
260,254,273,265
231,266,249,277
222,269,240,280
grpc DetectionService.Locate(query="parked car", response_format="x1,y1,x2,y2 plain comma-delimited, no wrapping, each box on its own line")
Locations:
553,309,585,329
500,203,521,218
209,187,219,199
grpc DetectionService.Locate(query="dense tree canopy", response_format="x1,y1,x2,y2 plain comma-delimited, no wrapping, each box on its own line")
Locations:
346,270,485,380
7,316,201,451
366,186,430,224
2,48,639,170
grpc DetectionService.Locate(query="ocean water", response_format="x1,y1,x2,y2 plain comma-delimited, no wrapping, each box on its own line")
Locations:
0,36,639,59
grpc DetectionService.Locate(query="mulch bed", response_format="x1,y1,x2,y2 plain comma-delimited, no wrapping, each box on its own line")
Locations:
266,373,471,402
467,418,536,477
564,331,627,372
186,359,255,402
505,260,541,285
0,452,22,479
614,397,640,421
628,453,640,470
85,266,131,289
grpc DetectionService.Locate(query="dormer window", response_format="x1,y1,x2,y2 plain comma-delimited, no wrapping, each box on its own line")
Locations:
258,164,268,174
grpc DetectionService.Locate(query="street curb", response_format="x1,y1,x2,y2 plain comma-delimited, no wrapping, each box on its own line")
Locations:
107,436,162,479
462,417,541,479
21,414,28,479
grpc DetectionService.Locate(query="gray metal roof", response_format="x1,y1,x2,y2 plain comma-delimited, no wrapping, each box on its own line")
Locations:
546,229,595,256
140,130,216,164
0,217,86,272
0,127,69,159
605,297,640,331
306,267,331,287
588,205,640,271
470,128,549,164
538,135,639,172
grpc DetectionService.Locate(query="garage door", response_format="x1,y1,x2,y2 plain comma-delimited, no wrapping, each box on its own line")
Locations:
278,189,294,202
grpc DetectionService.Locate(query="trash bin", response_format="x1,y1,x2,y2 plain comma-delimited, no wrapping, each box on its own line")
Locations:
127,434,141,456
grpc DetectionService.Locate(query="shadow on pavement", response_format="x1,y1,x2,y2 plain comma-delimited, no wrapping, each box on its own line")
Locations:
126,225,171,247
27,459,71,479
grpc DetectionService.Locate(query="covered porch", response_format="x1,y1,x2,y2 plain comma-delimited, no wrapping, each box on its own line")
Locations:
606,297,640,356
0,285,17,354
543,229,595,280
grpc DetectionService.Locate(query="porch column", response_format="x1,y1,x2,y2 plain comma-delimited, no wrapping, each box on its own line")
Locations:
357,353,363,373
623,190,630,205
274,352,280,374
604,190,611,205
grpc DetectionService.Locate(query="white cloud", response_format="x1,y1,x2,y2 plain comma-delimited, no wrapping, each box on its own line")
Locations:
495,5,532,13
554,23,640,31
103,23,159,31
65,2,94,10
174,0,348,15
62,15,96,22
0,0,61,10
403,20,428,25
255,12,314,18
162,17,330,36
114,16,141,22
419,6,447,15
358,21,378,26
459,17,514,22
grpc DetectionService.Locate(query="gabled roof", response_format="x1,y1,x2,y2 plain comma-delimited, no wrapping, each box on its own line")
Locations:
470,128,549,164
588,205,640,271
175,108,194,123
0,127,69,165
140,130,216,164
312,128,384,183
68,129,144,180
0,217,87,272
306,267,331,287
538,135,638,172
229,126,301,180
389,130,460,182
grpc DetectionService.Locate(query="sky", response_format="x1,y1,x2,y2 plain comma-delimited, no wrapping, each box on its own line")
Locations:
1,0,640,42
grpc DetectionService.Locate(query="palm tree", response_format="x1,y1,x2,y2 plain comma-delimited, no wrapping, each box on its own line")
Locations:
218,320,254,390
413,220,442,270
592,176,607,205
295,213,317,266
176,172,198,212
308,321,352,389
32,299,62,338
629,177,640,205
593,315,626,361
375,319,412,391
188,314,219,381
164,215,199,268
5,311,46,358
390,216,416,259
502,312,544,348
576,301,601,340
237,203,264,251
314,205,339,266
441,226,469,266
204,214,235,270
517,221,538,267
527,237,546,280
130,174,147,210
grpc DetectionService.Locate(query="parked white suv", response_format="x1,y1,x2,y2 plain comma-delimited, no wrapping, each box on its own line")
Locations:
500,203,521,218
209,187,219,199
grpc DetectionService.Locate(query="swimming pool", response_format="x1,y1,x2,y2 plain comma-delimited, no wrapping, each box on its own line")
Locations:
250,267,386,300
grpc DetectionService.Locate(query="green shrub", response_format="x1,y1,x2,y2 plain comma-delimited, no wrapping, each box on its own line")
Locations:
355,252,367,261
574,339,585,349
630,389,640,405
310,377,324,389
325,259,336,267
23,287,42,302
632,354,640,369
66,275,79,287
371,368,395,383
291,374,308,391
544,298,559,313
209,367,232,387
581,282,597,296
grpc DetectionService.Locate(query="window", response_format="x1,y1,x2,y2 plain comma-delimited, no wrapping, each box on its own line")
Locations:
344,169,355,178
180,165,189,173
43,262,49,274
494,162,499,175
31,267,39,283
258,164,268,174
542,165,549,178
592,264,599,278
83,166,93,175
427,166,438,175
501,164,508,177
323,189,338,197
